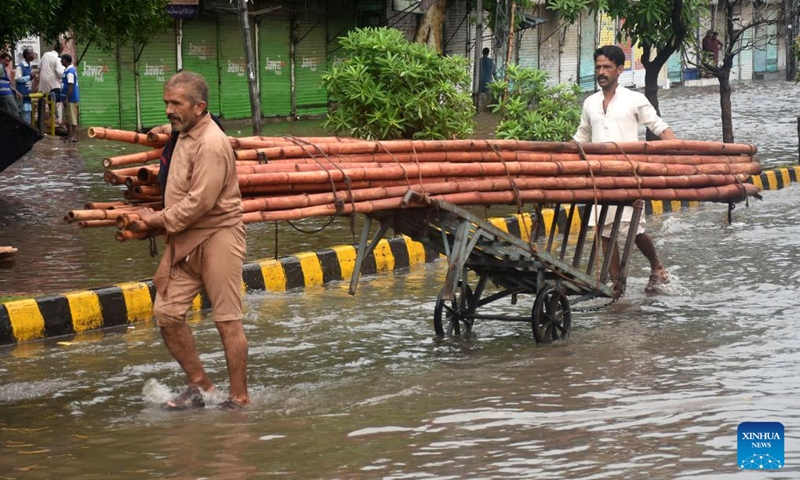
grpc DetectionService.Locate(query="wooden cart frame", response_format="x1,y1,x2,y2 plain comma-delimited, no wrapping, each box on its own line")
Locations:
349,191,643,343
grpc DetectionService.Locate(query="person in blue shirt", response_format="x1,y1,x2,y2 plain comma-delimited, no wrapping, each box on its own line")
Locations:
0,52,21,119
15,48,37,124
60,54,80,142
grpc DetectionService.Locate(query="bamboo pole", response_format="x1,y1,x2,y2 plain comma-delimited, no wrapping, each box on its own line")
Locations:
88,127,163,147
238,183,759,223
238,173,749,213
235,139,758,161
236,160,762,187
103,148,163,169
239,151,757,167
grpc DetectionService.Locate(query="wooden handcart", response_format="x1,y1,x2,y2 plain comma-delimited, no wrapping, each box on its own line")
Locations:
349,191,643,344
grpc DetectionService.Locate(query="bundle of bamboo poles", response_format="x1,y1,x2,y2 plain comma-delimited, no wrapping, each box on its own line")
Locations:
66,127,762,242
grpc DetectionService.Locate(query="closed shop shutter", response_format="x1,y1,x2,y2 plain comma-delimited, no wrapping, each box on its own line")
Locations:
327,3,355,67
578,11,596,91
137,30,177,128
538,11,561,86
753,23,767,73
181,17,221,115
559,24,579,84
294,14,328,116
738,28,754,80
118,45,138,131
517,16,539,70
218,14,251,119
766,23,778,72
667,50,682,83
444,1,470,57
77,43,121,128
259,15,292,117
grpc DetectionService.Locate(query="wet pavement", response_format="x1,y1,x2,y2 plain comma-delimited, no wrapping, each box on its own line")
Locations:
0,79,799,478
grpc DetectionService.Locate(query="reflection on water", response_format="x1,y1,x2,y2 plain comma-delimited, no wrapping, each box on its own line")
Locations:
1,183,799,478
0,80,797,295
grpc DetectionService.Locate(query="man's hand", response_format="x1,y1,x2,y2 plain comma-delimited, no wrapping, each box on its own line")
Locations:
137,207,165,229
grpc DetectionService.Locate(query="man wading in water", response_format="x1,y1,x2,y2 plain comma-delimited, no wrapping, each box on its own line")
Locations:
573,45,675,296
137,71,249,411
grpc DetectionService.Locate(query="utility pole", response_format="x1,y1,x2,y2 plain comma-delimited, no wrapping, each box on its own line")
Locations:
238,0,262,135
786,0,798,81
473,0,483,109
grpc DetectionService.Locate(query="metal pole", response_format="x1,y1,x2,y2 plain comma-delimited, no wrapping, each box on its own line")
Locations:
473,0,483,108
238,0,262,135
786,0,798,81
176,18,183,72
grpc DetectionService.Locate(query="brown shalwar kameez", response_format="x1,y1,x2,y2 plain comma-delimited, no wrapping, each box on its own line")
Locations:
151,113,245,327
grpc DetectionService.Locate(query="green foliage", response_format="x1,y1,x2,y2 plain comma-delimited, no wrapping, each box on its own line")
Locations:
488,64,582,141
547,0,706,53
321,27,475,140
482,0,536,33
2,0,172,53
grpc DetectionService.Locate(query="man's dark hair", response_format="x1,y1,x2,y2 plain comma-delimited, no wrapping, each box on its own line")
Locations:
54,41,63,53
0,52,11,61
482,47,490,56
594,45,626,67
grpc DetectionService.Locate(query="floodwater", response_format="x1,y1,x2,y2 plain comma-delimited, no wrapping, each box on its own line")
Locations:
1,183,799,478
0,80,799,478
0,79,798,295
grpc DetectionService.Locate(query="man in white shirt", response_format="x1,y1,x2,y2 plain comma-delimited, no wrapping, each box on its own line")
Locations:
37,42,65,125
573,45,675,295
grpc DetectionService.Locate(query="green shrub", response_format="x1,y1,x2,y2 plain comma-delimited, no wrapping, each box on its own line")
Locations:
321,27,475,140
488,64,582,141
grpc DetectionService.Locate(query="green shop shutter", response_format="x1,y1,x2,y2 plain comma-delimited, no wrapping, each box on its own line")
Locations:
137,31,177,128
325,12,353,110
181,17,221,115
77,43,121,128
294,15,328,116
119,45,138,131
259,15,291,118
218,15,251,120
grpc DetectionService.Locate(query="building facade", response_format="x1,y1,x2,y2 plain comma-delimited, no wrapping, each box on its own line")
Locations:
75,0,792,130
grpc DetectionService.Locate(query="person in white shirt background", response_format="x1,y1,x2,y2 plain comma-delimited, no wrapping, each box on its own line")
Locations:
573,45,676,295
37,41,65,126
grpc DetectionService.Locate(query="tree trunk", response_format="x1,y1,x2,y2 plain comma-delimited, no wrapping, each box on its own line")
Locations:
414,0,447,53
640,0,685,141
718,72,734,143
642,47,676,140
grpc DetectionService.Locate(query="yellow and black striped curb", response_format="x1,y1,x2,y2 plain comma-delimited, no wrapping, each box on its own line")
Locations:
0,167,796,346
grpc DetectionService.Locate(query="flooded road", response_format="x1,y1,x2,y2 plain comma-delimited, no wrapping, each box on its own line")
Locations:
0,79,799,478
0,79,797,295
1,180,799,478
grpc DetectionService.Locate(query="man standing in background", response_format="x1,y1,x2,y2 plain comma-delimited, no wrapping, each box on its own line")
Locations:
60,53,79,142
0,52,21,118
38,42,64,126
15,48,37,124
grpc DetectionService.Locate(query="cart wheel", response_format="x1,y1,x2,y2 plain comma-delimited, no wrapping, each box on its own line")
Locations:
433,283,474,337
531,287,571,344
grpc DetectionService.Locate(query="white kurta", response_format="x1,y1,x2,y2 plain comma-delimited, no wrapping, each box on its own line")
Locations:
573,86,671,233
